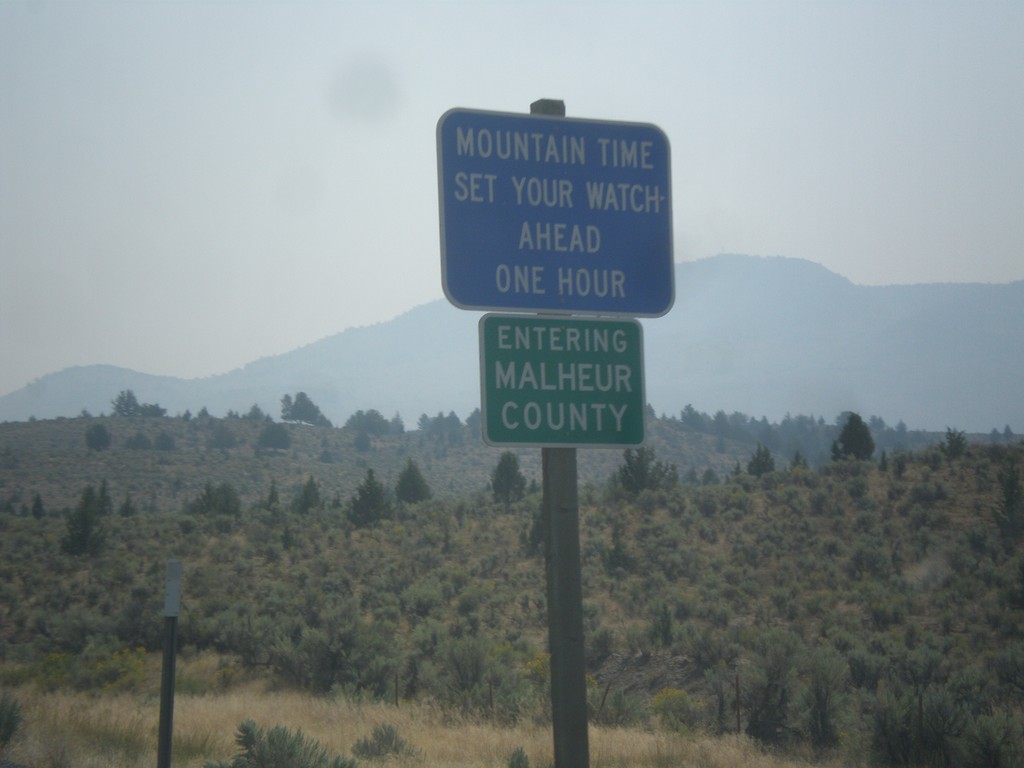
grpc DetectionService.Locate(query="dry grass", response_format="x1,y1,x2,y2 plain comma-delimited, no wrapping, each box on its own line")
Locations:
2,682,842,768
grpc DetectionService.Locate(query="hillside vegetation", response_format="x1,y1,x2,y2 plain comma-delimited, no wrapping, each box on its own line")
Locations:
0,399,956,514
1,410,1023,767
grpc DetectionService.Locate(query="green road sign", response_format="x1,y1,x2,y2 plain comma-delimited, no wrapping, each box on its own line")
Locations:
479,314,645,447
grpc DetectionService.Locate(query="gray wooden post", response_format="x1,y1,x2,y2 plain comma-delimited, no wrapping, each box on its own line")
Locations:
157,559,181,768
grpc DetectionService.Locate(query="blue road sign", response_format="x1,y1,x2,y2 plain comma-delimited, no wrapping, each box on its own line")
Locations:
437,108,673,317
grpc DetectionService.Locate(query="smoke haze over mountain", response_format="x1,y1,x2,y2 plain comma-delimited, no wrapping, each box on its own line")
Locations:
2,256,1021,433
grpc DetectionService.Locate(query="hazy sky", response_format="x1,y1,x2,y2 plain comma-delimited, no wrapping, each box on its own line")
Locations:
2,0,1022,398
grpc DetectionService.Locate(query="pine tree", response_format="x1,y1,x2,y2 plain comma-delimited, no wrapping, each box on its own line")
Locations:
395,459,431,504
265,479,280,510
97,479,112,516
118,492,137,517
491,452,526,508
747,444,776,477
617,446,676,494
996,457,1023,542
348,469,390,527
85,423,112,451
293,476,321,514
941,427,968,460
62,484,106,556
791,450,809,471
282,392,332,427
832,413,875,461
111,389,141,417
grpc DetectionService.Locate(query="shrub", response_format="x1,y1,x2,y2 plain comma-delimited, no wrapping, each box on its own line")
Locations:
743,629,800,745
798,645,848,749
995,456,1023,542
917,685,970,767
351,723,414,760
847,645,887,691
591,685,646,727
870,683,970,768
650,687,700,731
704,665,737,734
71,645,147,691
603,518,636,574
871,687,914,766
186,481,241,517
587,626,615,665
508,746,530,768
963,710,1023,768
993,640,1024,695
846,537,890,580
0,691,22,752
438,634,489,702
269,599,397,696
686,626,733,671
85,423,112,451
257,422,290,451
401,577,444,621
125,432,152,450
205,720,355,768
649,601,673,647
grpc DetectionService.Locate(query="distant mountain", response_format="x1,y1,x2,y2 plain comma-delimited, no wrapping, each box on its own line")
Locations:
2,255,1021,432
645,255,1024,433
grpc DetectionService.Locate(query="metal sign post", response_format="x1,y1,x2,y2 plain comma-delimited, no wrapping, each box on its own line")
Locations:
532,97,589,768
542,443,589,767
157,559,181,768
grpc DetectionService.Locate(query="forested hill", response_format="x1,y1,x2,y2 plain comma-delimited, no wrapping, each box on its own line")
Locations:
1,254,1022,432
1,411,1023,766
0,406,988,516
